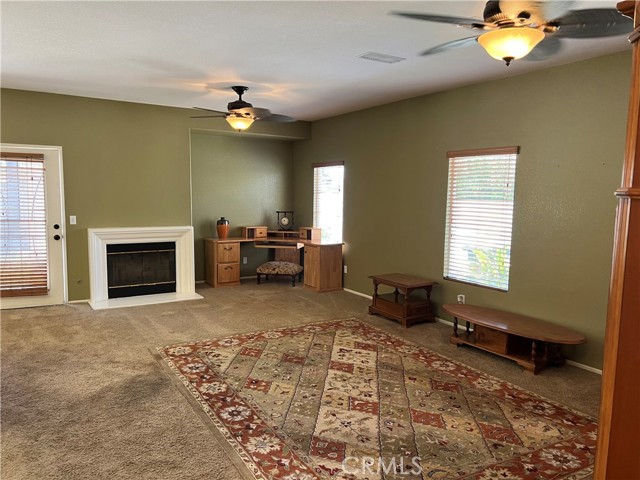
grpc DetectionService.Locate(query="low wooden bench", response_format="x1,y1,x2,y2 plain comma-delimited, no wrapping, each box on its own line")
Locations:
443,304,587,374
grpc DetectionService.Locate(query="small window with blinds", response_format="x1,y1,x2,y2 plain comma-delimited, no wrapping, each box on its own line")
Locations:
0,152,49,297
313,162,344,243
443,147,518,291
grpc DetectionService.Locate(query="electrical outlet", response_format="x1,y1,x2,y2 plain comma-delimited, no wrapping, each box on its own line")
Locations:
343,265,348,274
243,257,248,265
457,294,466,304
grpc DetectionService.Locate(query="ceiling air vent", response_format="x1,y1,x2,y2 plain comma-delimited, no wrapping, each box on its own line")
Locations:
357,52,406,64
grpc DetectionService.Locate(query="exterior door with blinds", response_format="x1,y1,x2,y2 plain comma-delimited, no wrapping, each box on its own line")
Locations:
0,145,66,308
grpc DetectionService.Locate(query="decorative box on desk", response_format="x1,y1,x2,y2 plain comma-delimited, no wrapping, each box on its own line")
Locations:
299,227,321,242
241,226,267,239
368,273,438,327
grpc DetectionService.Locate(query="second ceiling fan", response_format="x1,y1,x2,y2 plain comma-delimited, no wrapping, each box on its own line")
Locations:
392,1,632,65
193,86,295,132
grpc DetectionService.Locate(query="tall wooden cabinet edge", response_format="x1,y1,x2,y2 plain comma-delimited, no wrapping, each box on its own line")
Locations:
303,243,343,292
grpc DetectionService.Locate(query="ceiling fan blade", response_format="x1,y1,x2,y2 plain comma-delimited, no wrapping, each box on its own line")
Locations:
537,1,575,23
190,114,227,118
391,11,494,30
192,106,227,115
261,113,296,123
523,36,563,61
551,8,632,39
420,36,479,56
235,107,296,123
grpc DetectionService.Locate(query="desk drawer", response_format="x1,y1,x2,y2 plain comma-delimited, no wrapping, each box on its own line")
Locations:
475,325,508,354
217,263,239,284
217,242,240,263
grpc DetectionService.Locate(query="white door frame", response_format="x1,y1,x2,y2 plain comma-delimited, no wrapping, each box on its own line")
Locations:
0,144,68,308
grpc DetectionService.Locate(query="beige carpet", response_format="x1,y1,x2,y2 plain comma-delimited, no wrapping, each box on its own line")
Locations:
1,284,602,479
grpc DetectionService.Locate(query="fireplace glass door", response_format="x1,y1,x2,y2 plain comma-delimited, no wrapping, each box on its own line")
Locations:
107,242,176,299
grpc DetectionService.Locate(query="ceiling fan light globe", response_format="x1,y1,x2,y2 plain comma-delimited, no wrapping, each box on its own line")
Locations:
226,115,254,132
477,27,545,64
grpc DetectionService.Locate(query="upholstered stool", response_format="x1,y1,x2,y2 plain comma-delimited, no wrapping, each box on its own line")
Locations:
256,261,303,287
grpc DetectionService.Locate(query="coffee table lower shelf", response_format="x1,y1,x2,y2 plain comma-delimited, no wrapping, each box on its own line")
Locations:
450,325,565,374
368,293,435,328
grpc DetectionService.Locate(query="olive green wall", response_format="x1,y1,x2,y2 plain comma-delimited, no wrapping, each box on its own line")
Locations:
292,52,631,369
0,89,308,301
191,133,294,280
0,52,630,368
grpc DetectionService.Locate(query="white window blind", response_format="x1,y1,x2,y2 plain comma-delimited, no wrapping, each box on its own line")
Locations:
313,163,344,243
0,152,49,297
443,147,518,291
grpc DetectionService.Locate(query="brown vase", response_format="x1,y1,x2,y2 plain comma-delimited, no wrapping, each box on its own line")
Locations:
216,217,229,239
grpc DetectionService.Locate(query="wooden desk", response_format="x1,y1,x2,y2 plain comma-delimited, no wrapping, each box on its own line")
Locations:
443,304,587,374
204,237,342,292
368,273,438,327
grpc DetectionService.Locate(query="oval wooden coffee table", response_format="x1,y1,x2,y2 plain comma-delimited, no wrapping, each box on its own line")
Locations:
443,304,587,374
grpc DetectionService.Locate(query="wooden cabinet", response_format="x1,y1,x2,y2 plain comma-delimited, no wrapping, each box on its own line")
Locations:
303,244,320,288
303,243,342,292
205,239,241,287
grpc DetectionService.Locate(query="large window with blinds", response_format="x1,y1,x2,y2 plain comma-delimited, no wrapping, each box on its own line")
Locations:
443,147,518,291
0,152,49,297
313,162,344,243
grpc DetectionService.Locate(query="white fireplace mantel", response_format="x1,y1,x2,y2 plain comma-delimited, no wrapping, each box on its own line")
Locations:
88,226,202,310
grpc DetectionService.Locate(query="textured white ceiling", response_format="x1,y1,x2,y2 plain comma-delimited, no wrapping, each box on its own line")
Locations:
1,1,632,121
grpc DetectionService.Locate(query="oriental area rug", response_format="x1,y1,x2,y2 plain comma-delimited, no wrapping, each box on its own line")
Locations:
158,319,596,480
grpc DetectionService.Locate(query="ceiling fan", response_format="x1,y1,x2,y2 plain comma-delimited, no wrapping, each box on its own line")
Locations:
392,1,633,66
192,86,295,132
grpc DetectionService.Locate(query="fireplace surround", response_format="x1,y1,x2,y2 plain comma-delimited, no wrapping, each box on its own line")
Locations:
88,226,201,309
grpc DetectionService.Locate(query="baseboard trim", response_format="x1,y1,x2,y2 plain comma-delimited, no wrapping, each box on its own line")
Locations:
565,360,602,375
343,288,372,299
68,299,89,304
343,287,603,376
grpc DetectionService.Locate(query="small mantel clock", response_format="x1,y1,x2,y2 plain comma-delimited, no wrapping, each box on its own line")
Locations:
277,210,294,230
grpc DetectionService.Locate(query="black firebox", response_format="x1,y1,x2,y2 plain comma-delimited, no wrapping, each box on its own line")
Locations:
106,242,176,299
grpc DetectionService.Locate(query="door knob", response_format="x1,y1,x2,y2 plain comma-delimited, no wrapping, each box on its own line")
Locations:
53,224,60,229
53,234,61,241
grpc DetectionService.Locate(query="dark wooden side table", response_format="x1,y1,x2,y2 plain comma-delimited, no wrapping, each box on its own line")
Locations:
368,273,438,328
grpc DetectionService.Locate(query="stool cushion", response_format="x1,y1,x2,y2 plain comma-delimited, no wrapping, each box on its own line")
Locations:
256,261,303,276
